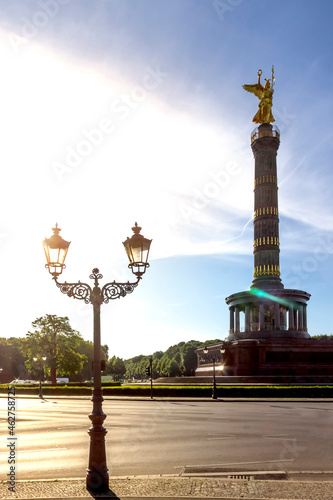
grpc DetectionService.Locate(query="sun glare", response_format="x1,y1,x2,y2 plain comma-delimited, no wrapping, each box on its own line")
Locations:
0,27,252,266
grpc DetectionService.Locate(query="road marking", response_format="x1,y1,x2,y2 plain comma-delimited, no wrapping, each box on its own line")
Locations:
302,407,333,412
208,433,236,435
207,434,237,440
59,410,85,413
0,447,67,455
270,405,292,409
263,434,294,440
176,459,295,469
57,425,88,429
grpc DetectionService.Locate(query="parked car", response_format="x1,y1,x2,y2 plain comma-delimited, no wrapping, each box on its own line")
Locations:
43,378,70,384
10,380,37,384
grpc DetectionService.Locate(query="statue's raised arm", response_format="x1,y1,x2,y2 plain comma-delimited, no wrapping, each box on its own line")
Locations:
243,68,275,124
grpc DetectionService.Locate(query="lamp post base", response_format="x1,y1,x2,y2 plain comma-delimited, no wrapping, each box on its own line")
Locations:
212,383,217,399
212,360,217,399
86,388,109,493
38,380,43,399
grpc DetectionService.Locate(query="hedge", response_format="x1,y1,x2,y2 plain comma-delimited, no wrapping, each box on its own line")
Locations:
1,384,332,398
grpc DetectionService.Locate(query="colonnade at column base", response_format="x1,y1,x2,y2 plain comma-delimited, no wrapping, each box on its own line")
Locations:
225,288,311,342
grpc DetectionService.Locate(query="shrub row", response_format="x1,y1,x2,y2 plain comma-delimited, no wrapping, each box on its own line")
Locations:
1,384,332,398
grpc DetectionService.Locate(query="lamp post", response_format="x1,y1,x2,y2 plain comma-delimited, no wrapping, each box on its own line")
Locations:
43,222,151,493
146,356,153,399
203,346,225,400
33,356,47,398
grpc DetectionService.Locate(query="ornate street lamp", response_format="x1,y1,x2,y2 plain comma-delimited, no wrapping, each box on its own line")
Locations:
43,222,152,493
42,223,70,276
203,346,225,400
123,222,151,277
33,356,47,399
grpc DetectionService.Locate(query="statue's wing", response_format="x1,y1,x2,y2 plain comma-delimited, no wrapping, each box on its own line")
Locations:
242,83,263,99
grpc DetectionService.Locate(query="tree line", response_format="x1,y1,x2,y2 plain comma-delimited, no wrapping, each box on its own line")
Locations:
105,339,222,380
1,313,330,383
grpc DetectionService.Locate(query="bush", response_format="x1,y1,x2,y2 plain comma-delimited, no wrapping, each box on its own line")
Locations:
1,383,332,398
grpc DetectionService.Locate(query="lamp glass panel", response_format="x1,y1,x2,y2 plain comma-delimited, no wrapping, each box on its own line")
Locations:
130,244,143,264
43,242,50,263
141,240,151,264
48,247,58,265
58,247,69,265
49,247,61,265
123,240,134,264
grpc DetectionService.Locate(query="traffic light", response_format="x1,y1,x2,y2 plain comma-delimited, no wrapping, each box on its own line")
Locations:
145,366,151,377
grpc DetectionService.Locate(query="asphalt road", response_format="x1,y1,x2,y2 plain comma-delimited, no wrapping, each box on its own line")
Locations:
0,397,332,481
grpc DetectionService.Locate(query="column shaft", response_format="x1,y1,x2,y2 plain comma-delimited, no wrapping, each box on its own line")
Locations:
245,305,250,331
298,304,304,330
289,305,294,330
230,306,235,334
235,306,240,333
259,303,264,330
303,304,307,332
274,302,280,329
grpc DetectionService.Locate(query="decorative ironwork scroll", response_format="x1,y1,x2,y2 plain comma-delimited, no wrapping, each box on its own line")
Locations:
89,268,103,283
53,268,140,305
102,280,140,304
54,279,92,304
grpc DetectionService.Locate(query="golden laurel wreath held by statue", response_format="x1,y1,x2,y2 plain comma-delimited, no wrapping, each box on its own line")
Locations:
243,66,275,123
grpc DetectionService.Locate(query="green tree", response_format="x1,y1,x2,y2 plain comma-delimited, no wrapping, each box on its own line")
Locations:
105,356,126,380
151,351,163,378
168,358,181,377
73,340,108,382
180,340,203,376
0,338,28,382
22,315,88,383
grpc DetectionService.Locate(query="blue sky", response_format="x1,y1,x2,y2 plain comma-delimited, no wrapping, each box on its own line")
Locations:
0,0,333,358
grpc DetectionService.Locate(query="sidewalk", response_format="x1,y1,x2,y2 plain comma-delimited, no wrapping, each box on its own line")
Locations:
1,475,333,500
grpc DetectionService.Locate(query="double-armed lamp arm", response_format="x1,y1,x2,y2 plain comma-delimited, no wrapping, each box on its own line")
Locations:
42,222,152,304
54,267,141,307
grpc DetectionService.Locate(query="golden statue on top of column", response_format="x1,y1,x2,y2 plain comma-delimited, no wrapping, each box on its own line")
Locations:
243,66,275,123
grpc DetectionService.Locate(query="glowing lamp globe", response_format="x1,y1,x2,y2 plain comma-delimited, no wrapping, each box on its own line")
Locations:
123,222,152,277
43,223,70,276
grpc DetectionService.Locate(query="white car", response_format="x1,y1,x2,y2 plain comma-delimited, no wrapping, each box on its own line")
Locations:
10,380,37,384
